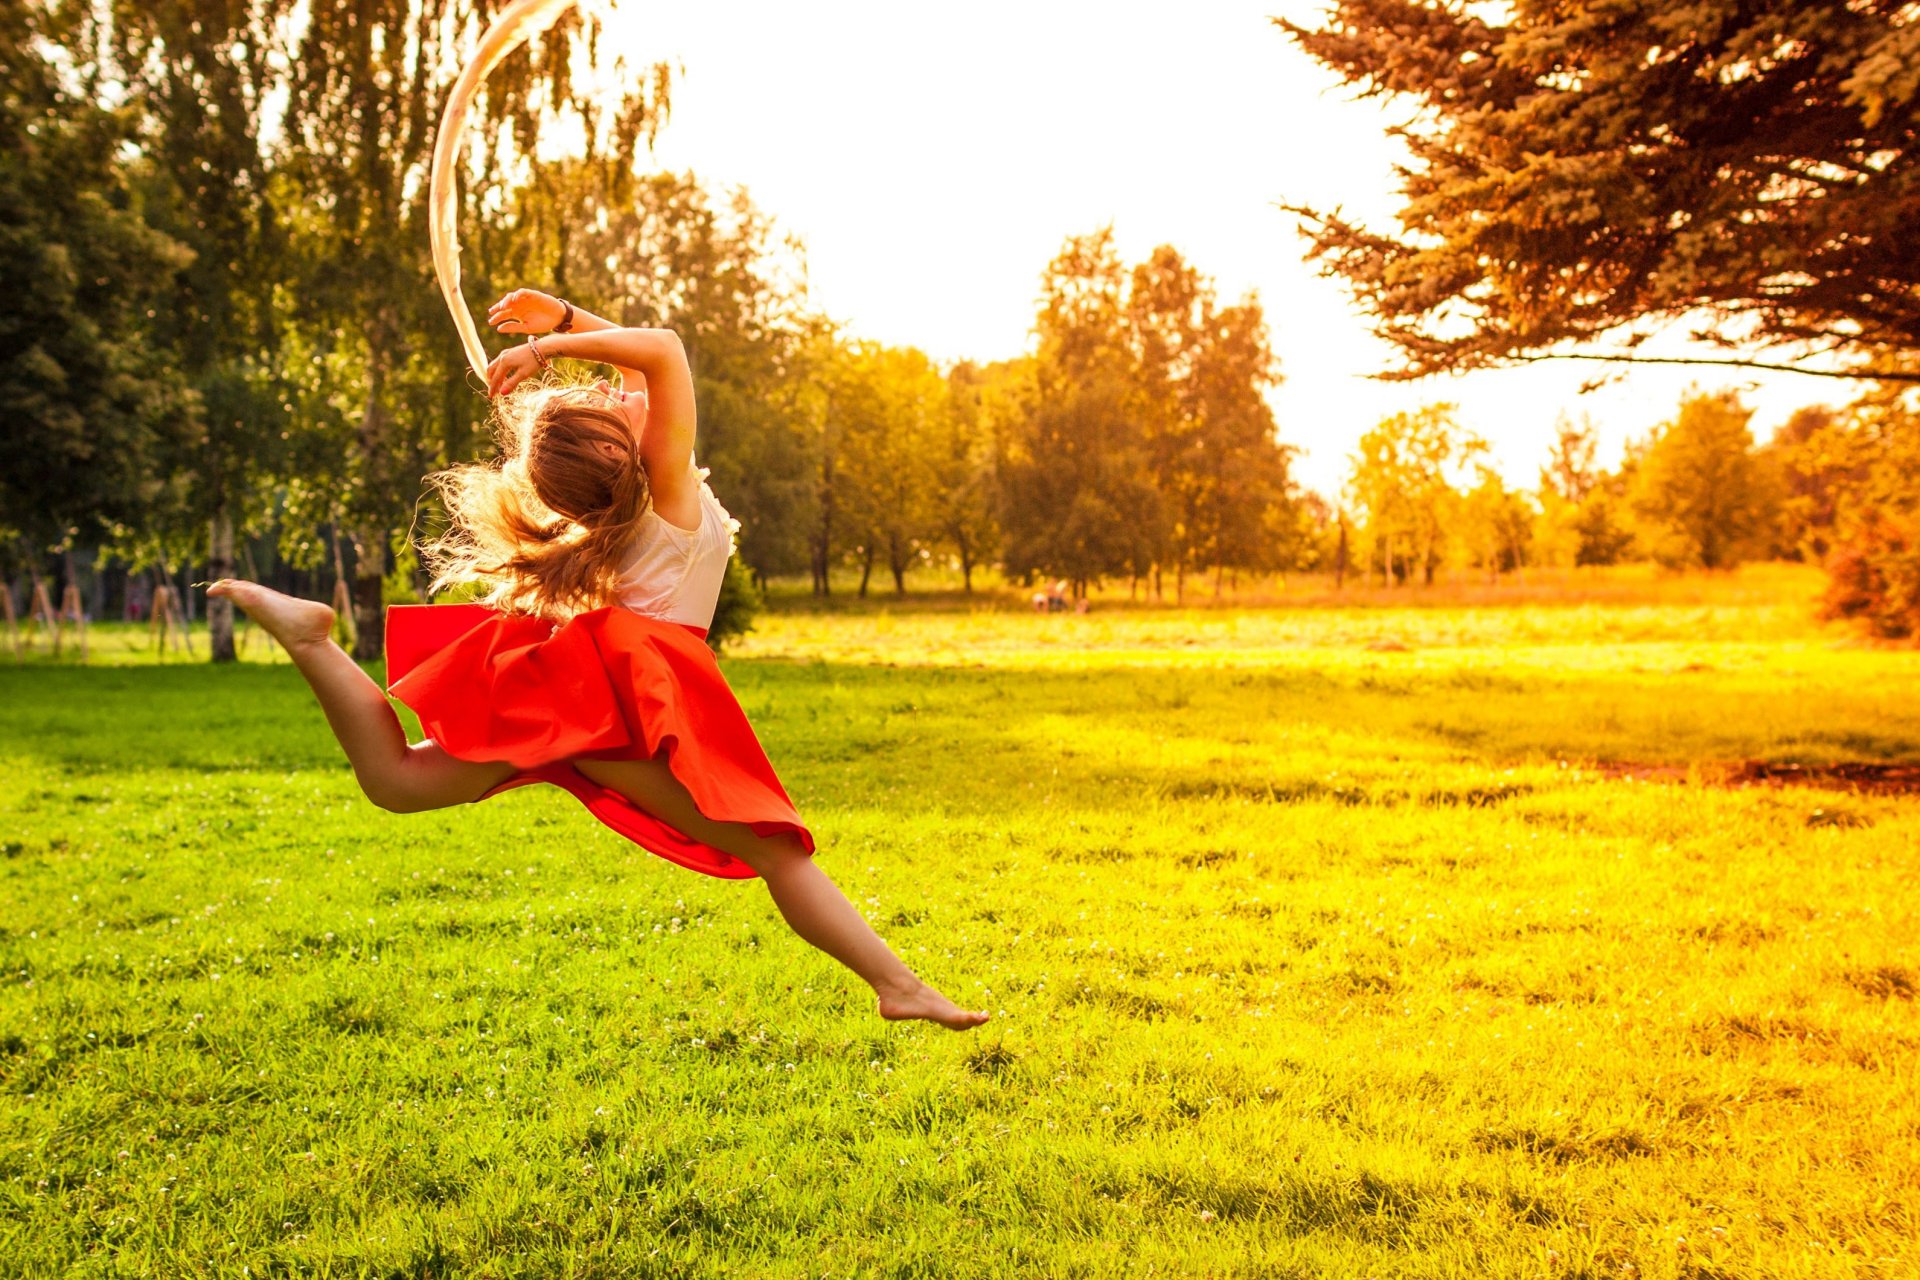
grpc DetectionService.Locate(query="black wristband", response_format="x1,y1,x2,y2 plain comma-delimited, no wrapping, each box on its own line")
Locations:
556,299,575,333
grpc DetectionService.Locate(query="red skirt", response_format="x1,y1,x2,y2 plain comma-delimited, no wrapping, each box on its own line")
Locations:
384,603,811,880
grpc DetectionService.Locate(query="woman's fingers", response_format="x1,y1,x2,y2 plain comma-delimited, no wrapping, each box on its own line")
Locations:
484,350,512,397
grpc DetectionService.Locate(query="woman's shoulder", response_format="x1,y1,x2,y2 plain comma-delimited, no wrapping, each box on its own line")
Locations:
645,457,706,534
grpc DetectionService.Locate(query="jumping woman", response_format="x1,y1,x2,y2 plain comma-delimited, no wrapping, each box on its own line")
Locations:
210,288,988,1031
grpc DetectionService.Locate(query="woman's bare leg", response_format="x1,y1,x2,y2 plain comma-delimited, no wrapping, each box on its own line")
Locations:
574,756,990,1031
207,580,515,812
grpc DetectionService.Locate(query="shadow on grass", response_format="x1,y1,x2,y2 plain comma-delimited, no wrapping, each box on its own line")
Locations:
2,658,1914,813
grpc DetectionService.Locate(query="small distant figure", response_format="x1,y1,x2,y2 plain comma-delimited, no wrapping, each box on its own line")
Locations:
1032,578,1071,613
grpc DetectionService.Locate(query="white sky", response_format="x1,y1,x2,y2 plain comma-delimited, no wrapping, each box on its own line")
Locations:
606,0,1852,496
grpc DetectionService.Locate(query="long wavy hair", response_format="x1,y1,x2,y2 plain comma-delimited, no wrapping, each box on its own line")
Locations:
423,380,651,620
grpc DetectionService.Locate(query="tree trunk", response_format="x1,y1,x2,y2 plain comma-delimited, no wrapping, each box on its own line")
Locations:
890,535,907,596
857,545,873,598
351,526,386,661
208,505,236,663
1213,560,1225,598
1335,517,1349,589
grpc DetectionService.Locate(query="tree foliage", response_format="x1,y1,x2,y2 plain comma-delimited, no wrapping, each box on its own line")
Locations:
1000,230,1296,596
1345,403,1484,583
0,1,189,559
1819,378,1920,636
524,168,820,582
1627,389,1778,569
1278,0,1920,381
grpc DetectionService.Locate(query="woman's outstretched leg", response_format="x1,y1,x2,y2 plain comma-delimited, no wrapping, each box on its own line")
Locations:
208,581,515,812
574,756,990,1031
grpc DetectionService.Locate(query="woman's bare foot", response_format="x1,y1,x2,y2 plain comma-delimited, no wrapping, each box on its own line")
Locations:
206,580,335,651
876,979,991,1031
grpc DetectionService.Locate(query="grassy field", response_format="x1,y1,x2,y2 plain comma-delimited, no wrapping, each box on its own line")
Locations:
1,566,1915,1278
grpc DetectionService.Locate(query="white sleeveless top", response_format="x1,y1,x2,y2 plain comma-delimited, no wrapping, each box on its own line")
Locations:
611,464,739,630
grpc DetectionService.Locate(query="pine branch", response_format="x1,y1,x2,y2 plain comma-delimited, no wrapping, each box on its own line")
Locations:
1497,351,1920,384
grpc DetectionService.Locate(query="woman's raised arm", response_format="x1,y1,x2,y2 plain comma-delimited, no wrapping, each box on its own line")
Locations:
538,327,697,483
488,289,645,395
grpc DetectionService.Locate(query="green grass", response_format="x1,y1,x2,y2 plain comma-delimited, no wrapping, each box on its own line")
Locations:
1,571,1915,1278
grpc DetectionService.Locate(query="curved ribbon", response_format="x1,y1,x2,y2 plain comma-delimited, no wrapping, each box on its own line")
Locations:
429,0,582,384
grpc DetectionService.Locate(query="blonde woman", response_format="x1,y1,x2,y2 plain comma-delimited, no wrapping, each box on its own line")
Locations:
211,289,987,1030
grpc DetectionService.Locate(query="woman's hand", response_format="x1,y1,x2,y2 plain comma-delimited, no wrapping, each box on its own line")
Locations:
488,289,566,335
484,342,542,398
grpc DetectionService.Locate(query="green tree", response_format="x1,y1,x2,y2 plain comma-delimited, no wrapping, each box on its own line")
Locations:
0,1,189,582
1533,413,1631,567
940,361,1011,593
828,343,946,597
1124,246,1294,598
280,0,670,657
527,169,821,584
1000,230,1159,595
1278,1,1920,383
100,0,295,660
1459,466,1535,579
1186,296,1294,594
1628,389,1777,569
1345,403,1483,584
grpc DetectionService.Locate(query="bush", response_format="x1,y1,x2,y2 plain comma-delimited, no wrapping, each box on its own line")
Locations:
1817,382,1920,640
706,556,760,653
1823,516,1920,639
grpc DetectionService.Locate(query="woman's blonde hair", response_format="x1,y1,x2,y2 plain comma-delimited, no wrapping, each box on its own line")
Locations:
423,380,651,620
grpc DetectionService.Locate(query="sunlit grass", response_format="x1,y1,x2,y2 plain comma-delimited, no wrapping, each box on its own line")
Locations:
1,574,1914,1277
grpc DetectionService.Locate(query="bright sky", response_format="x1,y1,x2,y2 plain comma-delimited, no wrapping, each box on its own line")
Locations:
611,0,1849,496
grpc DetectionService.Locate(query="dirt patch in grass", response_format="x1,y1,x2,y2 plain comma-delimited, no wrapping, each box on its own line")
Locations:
1593,760,1920,794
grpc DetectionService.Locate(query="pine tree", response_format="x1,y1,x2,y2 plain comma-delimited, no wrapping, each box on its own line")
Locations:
1278,1,1920,382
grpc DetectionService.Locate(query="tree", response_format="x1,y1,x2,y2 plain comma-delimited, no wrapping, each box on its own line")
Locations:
1186,296,1295,593
1765,405,1858,560
940,361,1010,593
1628,389,1777,569
1820,376,1920,637
1000,230,1159,595
1278,1,1920,383
832,343,946,597
101,0,295,661
280,0,670,657
1123,245,1294,598
1001,233,1297,597
0,1,189,584
1534,413,1631,567
1345,403,1483,584
1459,466,1535,580
523,168,822,584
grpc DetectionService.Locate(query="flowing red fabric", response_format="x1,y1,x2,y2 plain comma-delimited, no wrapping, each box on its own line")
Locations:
384,603,810,880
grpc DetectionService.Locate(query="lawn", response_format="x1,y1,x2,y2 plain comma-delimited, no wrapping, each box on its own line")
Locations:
1,567,1915,1278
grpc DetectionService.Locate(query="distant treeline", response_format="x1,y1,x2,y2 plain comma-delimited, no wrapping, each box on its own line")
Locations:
6,1,1918,658
1315,386,1920,639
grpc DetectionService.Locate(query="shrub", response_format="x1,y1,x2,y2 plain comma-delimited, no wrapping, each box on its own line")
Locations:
706,555,760,653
